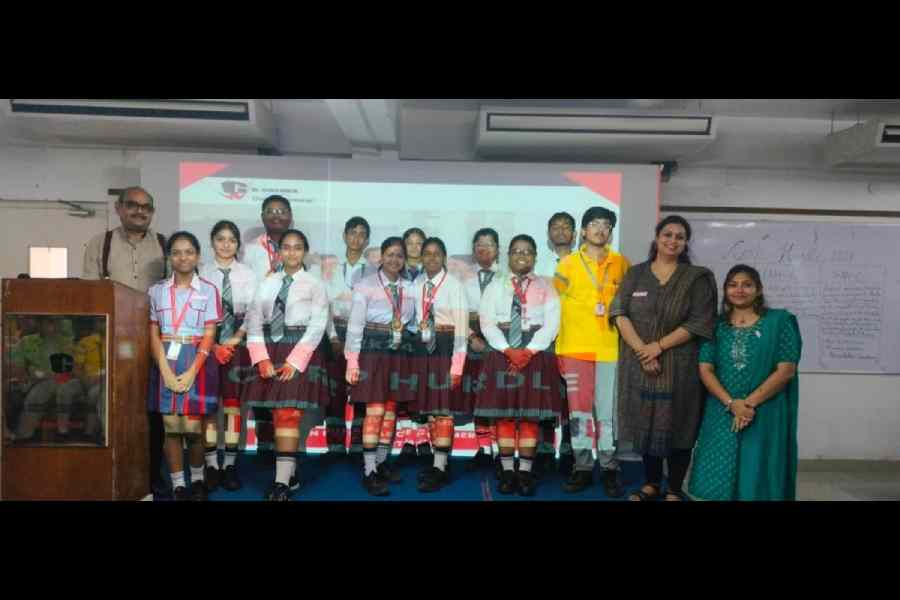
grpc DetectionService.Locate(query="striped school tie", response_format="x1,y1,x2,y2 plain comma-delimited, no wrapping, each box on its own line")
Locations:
269,275,293,343
508,277,523,349
425,280,437,354
218,268,235,343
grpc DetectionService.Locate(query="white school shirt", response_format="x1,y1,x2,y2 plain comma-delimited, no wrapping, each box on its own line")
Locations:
478,271,561,353
344,269,415,370
244,268,329,371
463,262,503,314
325,257,374,339
198,259,259,331
410,268,469,375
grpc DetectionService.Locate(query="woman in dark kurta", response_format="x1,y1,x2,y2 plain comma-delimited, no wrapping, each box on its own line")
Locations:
609,215,717,501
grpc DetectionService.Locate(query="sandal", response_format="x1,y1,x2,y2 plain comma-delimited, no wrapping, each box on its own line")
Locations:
628,483,662,501
664,489,689,501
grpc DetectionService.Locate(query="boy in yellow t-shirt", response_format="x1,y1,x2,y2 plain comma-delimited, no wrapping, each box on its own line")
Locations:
554,207,630,496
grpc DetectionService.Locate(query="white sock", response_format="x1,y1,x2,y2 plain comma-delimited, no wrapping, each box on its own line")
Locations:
204,449,218,469
190,465,204,483
276,456,295,486
519,458,533,473
501,456,515,472
434,450,449,471
171,470,186,489
223,451,237,468
376,444,390,465
364,451,378,476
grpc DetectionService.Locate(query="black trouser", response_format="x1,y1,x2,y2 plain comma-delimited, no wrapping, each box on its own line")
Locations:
643,449,692,493
148,411,166,490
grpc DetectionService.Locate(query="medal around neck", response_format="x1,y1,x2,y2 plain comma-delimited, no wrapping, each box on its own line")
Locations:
419,319,432,343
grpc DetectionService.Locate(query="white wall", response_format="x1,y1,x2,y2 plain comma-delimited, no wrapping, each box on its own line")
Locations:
663,167,900,461
2,144,898,461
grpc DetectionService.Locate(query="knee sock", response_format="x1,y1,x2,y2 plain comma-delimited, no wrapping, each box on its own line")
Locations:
224,447,238,468
171,470,186,489
363,449,378,476
667,449,693,493
204,447,219,469
434,449,450,471
275,452,295,486
376,444,391,466
500,456,515,472
643,454,664,485
190,465,204,484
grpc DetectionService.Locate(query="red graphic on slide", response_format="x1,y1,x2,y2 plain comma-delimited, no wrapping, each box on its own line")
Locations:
179,162,229,191
563,172,622,206
220,181,248,200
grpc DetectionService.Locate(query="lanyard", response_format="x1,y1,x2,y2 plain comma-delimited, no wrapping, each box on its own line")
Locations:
169,285,196,336
579,250,611,295
421,270,448,320
377,270,404,320
511,275,531,308
261,235,279,271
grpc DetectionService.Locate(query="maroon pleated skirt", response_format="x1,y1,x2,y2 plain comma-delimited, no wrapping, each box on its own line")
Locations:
348,325,413,406
474,327,564,420
406,330,471,419
241,326,331,411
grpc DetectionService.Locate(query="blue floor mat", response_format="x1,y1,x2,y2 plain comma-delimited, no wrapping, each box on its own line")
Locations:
201,454,649,502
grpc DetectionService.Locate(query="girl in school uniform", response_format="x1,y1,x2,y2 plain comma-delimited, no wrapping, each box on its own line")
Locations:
198,220,259,493
345,237,416,497
148,231,223,501
464,228,503,474
477,234,563,497
408,237,468,492
241,229,330,501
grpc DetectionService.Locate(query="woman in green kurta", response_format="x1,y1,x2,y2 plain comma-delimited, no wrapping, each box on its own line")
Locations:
688,264,802,501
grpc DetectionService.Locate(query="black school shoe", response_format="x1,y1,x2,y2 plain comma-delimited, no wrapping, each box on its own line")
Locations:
517,471,538,497
417,461,452,484
265,482,292,501
204,466,221,492
222,465,242,491
417,466,449,493
172,486,188,501
190,481,208,501
602,469,625,498
497,469,518,495
563,470,593,494
377,462,402,484
362,471,390,496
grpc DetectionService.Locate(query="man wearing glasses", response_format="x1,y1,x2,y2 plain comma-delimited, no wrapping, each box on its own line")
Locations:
553,207,631,496
82,186,166,291
82,186,168,497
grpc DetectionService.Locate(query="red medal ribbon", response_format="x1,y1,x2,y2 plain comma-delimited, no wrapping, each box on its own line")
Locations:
377,270,404,322
262,235,280,272
420,270,448,324
169,284,196,337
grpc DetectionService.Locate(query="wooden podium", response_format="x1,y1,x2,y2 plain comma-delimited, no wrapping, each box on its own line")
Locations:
2,279,150,500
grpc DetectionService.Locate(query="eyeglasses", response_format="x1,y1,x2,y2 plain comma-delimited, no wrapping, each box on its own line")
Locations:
263,208,291,216
122,200,155,213
509,249,536,257
586,220,612,231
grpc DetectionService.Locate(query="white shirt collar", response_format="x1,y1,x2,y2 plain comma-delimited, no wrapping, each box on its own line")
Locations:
164,273,204,291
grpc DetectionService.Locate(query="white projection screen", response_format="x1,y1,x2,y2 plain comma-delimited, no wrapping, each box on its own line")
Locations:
141,152,661,453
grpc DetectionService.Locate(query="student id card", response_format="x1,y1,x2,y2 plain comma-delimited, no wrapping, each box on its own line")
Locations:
166,342,182,361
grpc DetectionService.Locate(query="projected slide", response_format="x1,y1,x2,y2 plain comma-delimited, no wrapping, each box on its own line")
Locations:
178,161,624,275
141,153,661,454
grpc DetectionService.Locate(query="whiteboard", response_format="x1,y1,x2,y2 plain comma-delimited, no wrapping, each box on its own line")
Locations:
688,218,900,374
